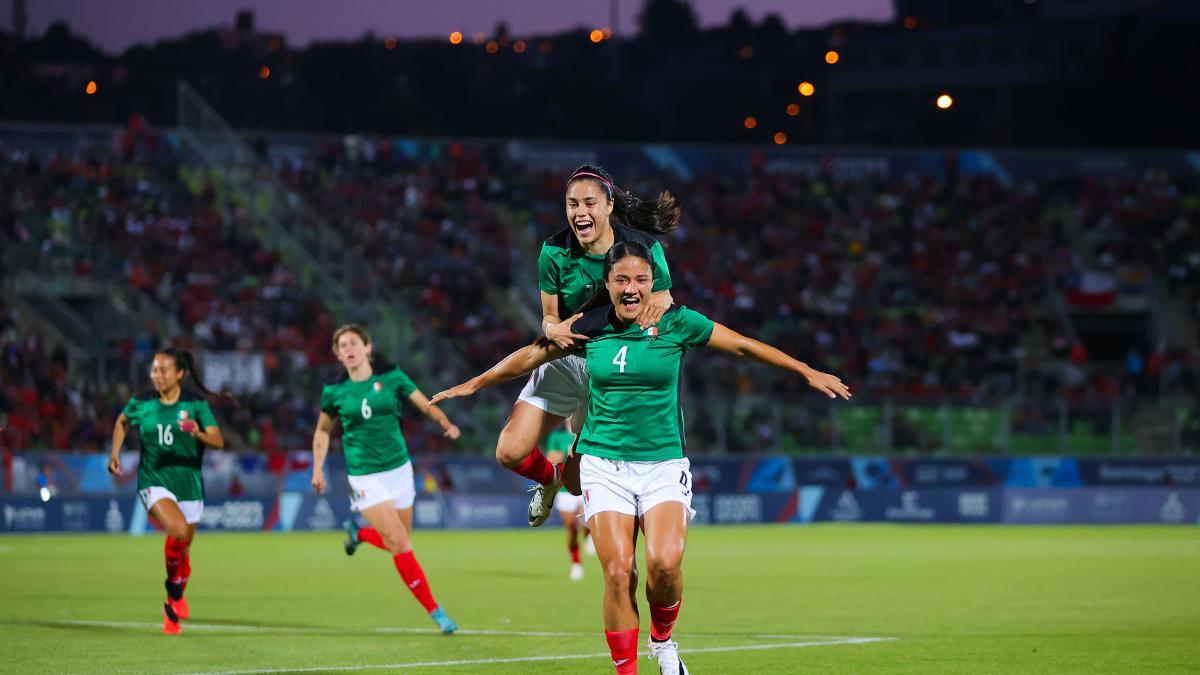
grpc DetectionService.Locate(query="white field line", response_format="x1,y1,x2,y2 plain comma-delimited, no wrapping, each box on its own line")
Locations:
176,637,897,675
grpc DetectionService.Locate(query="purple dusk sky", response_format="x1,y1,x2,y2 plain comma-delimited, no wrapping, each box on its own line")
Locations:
14,0,894,54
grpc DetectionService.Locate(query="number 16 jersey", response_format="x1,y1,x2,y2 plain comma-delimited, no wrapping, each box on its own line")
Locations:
122,390,218,500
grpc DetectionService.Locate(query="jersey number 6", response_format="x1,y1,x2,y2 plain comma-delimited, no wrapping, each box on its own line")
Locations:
361,398,373,419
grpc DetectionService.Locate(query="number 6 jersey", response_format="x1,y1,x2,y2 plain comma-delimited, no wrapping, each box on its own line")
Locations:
573,306,714,462
320,365,418,476
122,390,218,500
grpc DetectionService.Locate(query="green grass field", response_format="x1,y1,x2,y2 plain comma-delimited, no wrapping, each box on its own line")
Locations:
1,525,1198,673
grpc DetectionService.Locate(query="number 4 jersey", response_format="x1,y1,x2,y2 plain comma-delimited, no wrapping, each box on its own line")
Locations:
573,306,714,462
122,390,219,500
320,365,418,476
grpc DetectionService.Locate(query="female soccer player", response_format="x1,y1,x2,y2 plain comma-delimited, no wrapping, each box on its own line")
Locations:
310,324,461,634
108,348,229,635
431,243,851,673
503,164,679,527
544,425,592,581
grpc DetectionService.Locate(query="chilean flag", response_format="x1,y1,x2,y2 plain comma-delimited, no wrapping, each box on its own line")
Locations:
1066,270,1116,308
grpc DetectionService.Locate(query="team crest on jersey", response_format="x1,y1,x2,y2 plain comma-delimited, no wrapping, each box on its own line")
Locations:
373,381,383,392
179,410,189,420
643,326,658,342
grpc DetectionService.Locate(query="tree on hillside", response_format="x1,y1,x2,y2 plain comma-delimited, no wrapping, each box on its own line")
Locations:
637,0,699,45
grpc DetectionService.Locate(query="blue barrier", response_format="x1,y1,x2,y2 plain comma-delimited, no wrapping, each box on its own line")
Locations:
5,487,1197,532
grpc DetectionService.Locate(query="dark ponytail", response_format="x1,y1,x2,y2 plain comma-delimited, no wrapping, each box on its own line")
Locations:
566,164,681,235
159,347,239,407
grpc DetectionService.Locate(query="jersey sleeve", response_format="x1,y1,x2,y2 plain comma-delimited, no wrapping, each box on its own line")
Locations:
673,307,715,347
196,400,219,429
319,386,338,416
121,398,141,425
537,244,561,295
650,241,673,292
390,368,419,398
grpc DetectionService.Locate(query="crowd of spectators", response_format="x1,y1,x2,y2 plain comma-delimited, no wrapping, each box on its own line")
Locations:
2,129,1198,453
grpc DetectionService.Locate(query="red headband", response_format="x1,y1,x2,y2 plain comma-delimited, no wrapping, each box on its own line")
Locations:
568,171,613,189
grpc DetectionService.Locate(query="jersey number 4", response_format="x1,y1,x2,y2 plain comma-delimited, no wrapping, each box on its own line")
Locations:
612,346,629,373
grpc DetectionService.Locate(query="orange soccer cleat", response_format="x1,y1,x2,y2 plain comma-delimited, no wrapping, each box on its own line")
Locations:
162,602,182,635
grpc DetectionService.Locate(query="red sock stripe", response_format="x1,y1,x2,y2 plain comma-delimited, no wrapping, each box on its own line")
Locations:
649,599,681,642
512,448,557,485
393,551,439,613
604,628,639,674
358,527,387,550
164,536,189,583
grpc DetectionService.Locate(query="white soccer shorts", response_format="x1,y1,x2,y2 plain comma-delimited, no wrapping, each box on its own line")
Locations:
579,454,695,522
139,486,204,525
517,354,590,433
554,490,583,513
347,462,416,512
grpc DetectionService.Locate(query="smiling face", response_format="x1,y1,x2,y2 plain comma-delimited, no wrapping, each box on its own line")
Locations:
334,330,372,371
150,354,185,394
565,178,614,247
606,255,654,322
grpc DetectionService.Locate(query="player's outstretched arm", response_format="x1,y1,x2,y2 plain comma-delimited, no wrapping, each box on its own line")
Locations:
431,342,567,405
310,412,335,494
407,390,461,440
706,323,852,400
108,413,130,476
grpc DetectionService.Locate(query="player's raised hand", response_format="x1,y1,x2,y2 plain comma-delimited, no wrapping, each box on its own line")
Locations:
107,455,122,476
806,370,852,400
311,468,326,495
545,313,589,349
430,382,480,405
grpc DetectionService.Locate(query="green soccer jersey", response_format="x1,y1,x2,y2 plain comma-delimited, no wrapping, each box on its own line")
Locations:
544,429,575,456
574,306,715,462
123,390,219,501
320,365,418,476
538,223,673,317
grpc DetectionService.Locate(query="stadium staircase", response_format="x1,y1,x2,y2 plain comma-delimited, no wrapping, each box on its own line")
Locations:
173,82,502,447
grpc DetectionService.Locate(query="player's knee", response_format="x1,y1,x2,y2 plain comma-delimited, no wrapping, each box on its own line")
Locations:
603,557,635,592
381,528,411,555
166,523,191,541
494,439,528,469
646,547,684,581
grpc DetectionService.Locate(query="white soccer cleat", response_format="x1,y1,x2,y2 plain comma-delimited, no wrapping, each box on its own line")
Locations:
526,468,562,527
569,563,584,581
584,535,596,556
648,637,688,675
